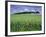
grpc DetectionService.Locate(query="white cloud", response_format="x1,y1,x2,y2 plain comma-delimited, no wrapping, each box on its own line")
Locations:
31,9,35,12
24,8,29,11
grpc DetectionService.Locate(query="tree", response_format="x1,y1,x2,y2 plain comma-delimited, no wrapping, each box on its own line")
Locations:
36,11,40,14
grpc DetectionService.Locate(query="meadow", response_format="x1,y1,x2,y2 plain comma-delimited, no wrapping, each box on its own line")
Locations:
10,14,42,32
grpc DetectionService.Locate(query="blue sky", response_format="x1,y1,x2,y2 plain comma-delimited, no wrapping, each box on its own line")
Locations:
10,5,42,14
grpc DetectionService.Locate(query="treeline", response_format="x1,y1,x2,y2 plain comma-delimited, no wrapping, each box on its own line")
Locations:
14,11,40,14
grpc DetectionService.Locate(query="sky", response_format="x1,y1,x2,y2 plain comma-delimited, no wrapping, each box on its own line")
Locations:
10,5,42,14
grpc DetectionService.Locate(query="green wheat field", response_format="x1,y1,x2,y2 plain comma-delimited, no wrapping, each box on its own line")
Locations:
10,14,42,32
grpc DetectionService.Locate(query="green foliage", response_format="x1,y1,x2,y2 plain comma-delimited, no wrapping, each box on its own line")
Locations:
10,14,42,32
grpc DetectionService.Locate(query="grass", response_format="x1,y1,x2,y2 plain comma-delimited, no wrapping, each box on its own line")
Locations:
10,14,42,32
